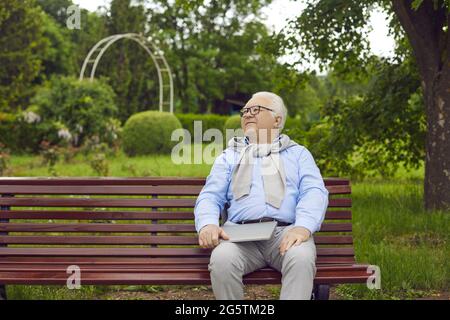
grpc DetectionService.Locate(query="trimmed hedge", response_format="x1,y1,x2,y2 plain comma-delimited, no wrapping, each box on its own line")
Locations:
174,113,303,146
175,113,228,138
122,111,182,156
158,113,303,139
222,114,303,135
223,115,241,131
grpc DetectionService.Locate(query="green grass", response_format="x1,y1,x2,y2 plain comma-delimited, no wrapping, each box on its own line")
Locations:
6,285,106,300
340,181,449,299
8,149,212,177
3,152,449,300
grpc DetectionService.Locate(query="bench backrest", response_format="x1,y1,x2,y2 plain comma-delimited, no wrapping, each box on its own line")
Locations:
0,177,354,265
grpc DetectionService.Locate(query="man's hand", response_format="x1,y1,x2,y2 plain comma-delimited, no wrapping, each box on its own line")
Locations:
198,224,230,249
279,226,311,256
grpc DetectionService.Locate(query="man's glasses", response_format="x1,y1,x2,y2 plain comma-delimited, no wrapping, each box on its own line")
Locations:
239,105,274,117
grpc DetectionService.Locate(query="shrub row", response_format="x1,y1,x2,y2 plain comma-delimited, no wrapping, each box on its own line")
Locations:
122,112,303,156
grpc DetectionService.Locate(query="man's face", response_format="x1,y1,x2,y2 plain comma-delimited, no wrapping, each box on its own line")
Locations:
240,96,280,136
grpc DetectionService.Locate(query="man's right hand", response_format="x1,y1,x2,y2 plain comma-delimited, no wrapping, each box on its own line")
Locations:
198,224,230,248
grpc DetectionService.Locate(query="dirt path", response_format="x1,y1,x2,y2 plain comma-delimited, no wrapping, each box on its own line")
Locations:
100,285,344,300
100,285,449,300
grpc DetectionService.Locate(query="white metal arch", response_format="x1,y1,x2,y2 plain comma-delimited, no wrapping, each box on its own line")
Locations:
79,33,174,113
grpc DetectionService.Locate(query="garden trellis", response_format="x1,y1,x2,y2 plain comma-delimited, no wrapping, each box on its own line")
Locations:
79,33,174,113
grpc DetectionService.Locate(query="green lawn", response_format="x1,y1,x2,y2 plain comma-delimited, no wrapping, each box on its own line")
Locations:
340,181,448,299
8,150,213,178
3,152,449,300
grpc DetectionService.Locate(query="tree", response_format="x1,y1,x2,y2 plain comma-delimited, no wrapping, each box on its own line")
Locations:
392,1,449,211
37,0,108,78
0,0,47,112
147,0,283,114
36,0,73,25
38,12,77,80
95,0,158,122
283,0,449,211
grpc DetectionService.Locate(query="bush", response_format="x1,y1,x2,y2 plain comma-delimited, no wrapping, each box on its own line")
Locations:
122,111,182,156
222,115,243,143
0,111,62,154
284,117,303,134
223,114,303,137
175,113,228,137
31,76,119,147
0,143,10,176
223,115,242,131
288,120,364,179
1,77,120,155
39,140,60,176
0,112,17,150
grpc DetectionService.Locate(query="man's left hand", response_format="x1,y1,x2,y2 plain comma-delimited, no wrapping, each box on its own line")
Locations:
279,226,311,256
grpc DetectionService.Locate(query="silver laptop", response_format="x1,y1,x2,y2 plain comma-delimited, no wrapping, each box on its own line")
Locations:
221,221,277,243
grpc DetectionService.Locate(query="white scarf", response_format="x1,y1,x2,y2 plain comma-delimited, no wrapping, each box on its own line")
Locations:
228,134,298,208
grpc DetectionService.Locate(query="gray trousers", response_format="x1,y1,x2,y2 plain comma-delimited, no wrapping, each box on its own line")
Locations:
208,222,317,300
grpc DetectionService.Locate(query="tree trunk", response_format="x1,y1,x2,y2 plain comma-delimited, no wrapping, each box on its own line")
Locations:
392,0,450,211
424,68,450,210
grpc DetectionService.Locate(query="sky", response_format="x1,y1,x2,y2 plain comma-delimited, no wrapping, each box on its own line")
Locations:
72,0,396,73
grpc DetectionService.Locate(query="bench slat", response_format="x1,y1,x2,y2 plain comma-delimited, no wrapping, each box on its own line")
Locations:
0,197,351,208
0,235,200,245
0,198,197,208
0,256,356,265
0,210,196,220
0,177,208,186
0,265,369,275
0,247,355,257
0,222,352,233
0,275,370,285
0,235,353,245
0,269,369,285
0,185,204,196
0,185,350,195
0,177,350,186
0,210,352,220
0,264,366,272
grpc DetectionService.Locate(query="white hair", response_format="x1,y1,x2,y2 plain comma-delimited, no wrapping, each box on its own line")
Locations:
251,91,288,130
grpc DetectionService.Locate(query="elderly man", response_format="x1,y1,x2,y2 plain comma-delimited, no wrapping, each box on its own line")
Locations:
194,91,329,300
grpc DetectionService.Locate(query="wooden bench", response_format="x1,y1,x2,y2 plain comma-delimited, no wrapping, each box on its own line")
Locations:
0,177,371,300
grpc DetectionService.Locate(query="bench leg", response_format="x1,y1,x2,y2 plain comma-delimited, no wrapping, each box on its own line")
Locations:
0,285,6,300
313,284,330,300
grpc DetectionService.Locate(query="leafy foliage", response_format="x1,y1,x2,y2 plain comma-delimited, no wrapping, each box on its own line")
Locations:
289,56,425,179
147,0,296,114
175,113,229,137
31,76,118,147
278,1,432,178
0,0,47,111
